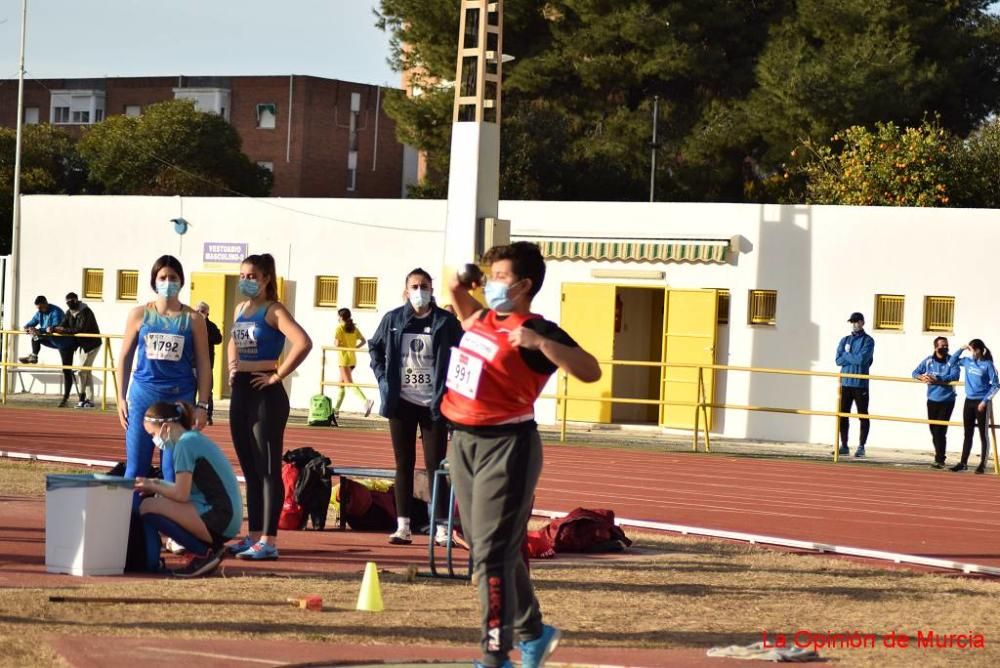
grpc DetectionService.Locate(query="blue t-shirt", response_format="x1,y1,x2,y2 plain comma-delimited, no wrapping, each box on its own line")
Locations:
172,431,243,539
232,302,286,361
133,306,196,391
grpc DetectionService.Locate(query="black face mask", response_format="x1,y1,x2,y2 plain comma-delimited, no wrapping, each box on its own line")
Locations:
936,347,949,356
66,301,79,310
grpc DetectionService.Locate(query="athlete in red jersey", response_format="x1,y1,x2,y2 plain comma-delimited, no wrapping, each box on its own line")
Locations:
443,242,601,668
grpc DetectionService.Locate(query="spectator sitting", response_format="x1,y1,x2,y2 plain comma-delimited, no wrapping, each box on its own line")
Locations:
20,295,77,407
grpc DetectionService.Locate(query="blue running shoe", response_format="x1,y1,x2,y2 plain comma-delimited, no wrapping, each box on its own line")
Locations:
235,541,279,560
473,662,513,668
518,624,562,668
226,535,254,555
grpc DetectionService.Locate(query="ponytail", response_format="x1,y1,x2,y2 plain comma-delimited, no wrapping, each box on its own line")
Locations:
969,338,993,362
338,307,356,334
144,400,194,429
243,253,279,302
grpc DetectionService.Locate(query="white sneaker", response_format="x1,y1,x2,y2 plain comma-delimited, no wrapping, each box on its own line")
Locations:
434,526,450,547
388,528,412,545
364,399,374,418
165,538,186,555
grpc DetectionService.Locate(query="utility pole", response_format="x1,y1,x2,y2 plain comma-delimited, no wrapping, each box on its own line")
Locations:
3,0,28,393
649,95,659,203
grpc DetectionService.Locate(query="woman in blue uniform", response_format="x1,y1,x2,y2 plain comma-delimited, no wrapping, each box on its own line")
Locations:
116,255,212,481
226,253,312,560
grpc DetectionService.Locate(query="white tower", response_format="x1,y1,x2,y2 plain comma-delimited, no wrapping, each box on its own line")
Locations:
442,1,507,284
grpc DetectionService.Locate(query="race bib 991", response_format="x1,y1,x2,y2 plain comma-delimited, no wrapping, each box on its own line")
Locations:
145,333,185,361
446,347,484,399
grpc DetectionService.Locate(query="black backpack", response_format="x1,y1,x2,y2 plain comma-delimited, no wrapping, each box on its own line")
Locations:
282,448,333,530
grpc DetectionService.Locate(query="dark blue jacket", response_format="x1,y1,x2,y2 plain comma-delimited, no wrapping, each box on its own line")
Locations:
836,330,875,388
368,302,464,421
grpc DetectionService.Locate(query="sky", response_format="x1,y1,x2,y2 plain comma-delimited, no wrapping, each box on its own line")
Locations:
0,1,398,87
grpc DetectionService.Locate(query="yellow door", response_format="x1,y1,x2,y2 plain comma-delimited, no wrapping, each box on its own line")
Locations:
559,283,616,423
190,272,228,400
660,289,718,429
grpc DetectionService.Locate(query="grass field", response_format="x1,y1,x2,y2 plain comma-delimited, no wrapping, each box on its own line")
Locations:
1,459,998,667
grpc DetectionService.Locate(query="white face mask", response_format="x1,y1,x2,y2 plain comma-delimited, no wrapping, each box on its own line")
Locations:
408,288,431,310
152,425,174,450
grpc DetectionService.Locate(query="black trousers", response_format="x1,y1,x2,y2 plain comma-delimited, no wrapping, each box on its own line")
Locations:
32,337,75,400
839,386,870,446
389,398,449,521
960,398,990,466
927,399,955,464
229,373,290,536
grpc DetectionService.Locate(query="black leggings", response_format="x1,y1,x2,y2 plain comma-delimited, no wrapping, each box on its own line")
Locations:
389,399,449,520
229,373,290,536
960,398,990,465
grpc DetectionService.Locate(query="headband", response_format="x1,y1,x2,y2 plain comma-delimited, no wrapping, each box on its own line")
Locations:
143,402,185,424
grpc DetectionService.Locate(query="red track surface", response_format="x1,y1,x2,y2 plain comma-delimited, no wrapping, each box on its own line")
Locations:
4,405,1000,572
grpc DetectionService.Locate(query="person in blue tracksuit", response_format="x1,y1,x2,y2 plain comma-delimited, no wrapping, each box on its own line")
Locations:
20,295,77,406
912,337,961,468
116,255,213,482
836,312,875,457
948,339,1000,473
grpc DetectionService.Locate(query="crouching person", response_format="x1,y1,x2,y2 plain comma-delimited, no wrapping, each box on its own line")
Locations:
135,401,243,578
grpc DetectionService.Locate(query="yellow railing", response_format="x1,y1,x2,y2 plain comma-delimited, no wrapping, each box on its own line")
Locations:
0,329,123,410
546,358,998,474
318,345,378,395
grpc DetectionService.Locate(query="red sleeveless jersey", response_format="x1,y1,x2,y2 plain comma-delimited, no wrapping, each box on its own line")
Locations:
441,310,551,427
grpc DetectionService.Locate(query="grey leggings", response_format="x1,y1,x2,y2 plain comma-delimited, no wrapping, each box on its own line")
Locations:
229,373,290,536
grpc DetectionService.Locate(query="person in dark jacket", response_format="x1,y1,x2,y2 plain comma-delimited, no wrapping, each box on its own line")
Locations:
912,337,961,468
196,302,224,425
54,292,101,408
836,312,875,458
368,268,464,546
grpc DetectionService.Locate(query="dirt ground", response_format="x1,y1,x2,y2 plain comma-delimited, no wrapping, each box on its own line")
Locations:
2,460,999,667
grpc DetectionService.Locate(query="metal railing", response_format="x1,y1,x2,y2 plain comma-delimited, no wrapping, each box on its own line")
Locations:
318,345,378,396
546,358,997,474
0,329,122,410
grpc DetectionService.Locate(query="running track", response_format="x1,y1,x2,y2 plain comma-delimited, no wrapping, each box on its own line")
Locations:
4,405,1000,572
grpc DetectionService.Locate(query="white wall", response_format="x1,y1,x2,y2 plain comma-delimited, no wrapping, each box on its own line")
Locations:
18,195,1000,451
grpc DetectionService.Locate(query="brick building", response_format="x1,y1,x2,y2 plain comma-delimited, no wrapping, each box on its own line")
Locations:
0,74,417,198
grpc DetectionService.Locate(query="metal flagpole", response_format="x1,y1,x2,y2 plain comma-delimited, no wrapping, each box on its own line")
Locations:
3,0,28,397
649,95,659,202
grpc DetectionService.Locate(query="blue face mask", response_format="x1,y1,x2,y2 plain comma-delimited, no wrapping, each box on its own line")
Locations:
239,279,260,298
156,280,181,298
485,281,515,311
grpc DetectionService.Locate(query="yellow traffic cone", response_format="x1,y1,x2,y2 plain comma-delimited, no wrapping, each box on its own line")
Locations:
356,561,384,612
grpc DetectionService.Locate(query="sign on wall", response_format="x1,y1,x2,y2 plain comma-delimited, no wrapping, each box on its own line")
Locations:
203,242,248,269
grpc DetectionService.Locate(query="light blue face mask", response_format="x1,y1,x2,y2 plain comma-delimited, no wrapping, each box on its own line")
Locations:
239,279,260,298
408,288,431,310
485,280,516,311
152,425,175,451
156,280,181,298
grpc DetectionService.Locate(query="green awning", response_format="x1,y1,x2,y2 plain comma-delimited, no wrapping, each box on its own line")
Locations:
532,238,731,264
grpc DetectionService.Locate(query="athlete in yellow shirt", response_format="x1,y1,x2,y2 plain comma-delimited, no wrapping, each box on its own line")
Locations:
335,308,373,417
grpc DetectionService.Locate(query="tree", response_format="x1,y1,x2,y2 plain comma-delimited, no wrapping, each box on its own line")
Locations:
0,124,87,254
77,100,271,197
800,119,955,207
744,0,1000,169
953,119,1000,208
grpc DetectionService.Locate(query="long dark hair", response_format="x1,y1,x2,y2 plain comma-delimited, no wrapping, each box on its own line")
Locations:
243,253,278,301
150,255,185,290
145,401,194,430
970,339,993,361
337,307,356,333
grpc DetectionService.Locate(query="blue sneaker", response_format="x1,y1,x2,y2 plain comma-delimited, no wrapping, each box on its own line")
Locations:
518,624,562,668
235,541,279,560
473,662,513,668
838,444,849,455
226,535,254,555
